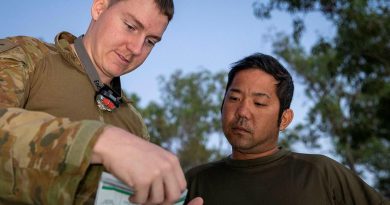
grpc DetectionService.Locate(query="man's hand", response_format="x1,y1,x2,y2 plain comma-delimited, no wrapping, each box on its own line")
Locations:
91,126,186,205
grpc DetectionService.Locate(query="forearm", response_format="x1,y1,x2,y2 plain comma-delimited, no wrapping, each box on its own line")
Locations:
0,107,106,204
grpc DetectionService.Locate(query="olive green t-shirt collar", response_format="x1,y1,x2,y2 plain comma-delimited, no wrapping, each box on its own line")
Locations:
225,147,289,168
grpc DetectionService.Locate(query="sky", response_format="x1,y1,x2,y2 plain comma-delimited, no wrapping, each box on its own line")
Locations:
1,0,334,148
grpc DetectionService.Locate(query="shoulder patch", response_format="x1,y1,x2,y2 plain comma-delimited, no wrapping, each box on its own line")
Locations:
0,39,16,53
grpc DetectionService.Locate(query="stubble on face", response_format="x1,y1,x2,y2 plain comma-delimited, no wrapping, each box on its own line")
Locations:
228,117,253,147
226,116,275,154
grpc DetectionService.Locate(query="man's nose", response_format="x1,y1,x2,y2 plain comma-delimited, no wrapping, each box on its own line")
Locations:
236,101,250,119
126,35,144,56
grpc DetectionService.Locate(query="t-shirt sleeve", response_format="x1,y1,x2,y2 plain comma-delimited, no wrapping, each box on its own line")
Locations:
318,156,389,205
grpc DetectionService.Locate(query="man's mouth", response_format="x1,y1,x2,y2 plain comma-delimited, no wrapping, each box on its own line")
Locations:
232,126,252,134
116,52,130,64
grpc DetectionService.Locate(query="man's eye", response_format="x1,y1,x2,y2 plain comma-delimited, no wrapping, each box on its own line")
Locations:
228,96,239,101
126,23,136,31
145,39,157,47
254,102,266,107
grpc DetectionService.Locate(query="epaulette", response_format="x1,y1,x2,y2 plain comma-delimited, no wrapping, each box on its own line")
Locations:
0,39,16,53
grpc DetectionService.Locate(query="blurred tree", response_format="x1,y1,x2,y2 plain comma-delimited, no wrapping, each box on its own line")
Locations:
253,0,390,196
130,69,228,170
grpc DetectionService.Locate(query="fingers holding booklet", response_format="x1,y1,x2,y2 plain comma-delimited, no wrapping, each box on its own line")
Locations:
95,172,188,205
92,126,190,205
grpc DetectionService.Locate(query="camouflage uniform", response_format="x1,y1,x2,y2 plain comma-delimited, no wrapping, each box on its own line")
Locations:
0,32,150,204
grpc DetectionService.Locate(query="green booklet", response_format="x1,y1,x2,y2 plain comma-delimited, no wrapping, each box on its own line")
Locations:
94,171,187,205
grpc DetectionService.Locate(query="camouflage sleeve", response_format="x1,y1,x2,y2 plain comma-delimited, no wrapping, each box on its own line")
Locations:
0,38,106,204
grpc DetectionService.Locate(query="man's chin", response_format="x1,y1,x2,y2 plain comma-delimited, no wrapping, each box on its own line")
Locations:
230,140,252,151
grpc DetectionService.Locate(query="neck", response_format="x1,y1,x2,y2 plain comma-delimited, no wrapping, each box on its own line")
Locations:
71,38,112,85
231,146,279,160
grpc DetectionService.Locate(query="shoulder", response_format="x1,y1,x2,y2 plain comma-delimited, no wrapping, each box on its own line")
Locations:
288,152,339,166
287,152,353,178
0,38,16,53
288,154,387,203
0,35,56,66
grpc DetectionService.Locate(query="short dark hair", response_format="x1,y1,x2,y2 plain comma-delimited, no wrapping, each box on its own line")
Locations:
222,53,294,124
109,0,174,21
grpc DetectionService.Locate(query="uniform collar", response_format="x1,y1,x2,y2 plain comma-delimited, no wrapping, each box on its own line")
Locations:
54,31,131,104
54,31,84,73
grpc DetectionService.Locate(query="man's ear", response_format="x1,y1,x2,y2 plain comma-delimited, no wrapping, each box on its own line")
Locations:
91,0,110,21
279,109,294,131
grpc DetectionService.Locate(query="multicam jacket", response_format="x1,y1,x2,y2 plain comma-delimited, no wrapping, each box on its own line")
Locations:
0,32,150,204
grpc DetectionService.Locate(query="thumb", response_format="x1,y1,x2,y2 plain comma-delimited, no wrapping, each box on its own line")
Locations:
187,197,203,205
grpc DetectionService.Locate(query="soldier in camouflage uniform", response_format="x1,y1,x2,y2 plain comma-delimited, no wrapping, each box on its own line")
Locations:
0,0,195,204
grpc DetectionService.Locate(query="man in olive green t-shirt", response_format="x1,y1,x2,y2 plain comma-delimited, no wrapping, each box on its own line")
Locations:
185,53,389,205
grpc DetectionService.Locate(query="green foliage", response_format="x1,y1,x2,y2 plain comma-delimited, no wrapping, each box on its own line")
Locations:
135,69,228,170
253,0,390,197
